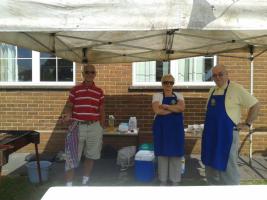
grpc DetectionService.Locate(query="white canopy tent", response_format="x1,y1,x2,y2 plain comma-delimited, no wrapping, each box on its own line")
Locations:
1,0,267,64
1,0,267,162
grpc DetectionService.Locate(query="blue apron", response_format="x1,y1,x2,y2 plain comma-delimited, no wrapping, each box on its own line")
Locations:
201,81,235,171
153,93,184,157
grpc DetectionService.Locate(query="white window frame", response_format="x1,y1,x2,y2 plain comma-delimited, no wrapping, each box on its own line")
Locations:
132,61,159,86
0,49,76,87
132,56,217,87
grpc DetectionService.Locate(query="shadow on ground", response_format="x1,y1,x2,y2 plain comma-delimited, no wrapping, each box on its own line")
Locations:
1,154,267,200
2,154,267,187
3,154,207,187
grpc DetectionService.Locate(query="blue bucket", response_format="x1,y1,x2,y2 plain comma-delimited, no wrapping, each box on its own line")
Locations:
26,161,52,183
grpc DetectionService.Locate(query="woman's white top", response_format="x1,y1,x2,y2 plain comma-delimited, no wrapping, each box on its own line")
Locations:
152,92,184,104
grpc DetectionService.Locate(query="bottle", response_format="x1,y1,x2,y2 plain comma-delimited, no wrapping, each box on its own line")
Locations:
128,117,137,131
181,156,185,174
108,115,115,128
132,117,137,129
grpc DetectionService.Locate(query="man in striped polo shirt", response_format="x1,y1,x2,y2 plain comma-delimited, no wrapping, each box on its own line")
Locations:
62,64,105,186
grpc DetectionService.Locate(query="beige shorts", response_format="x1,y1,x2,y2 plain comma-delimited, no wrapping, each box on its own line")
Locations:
77,121,103,161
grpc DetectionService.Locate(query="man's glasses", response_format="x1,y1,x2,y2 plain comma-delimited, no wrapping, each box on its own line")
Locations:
163,81,174,85
84,71,96,75
212,72,224,78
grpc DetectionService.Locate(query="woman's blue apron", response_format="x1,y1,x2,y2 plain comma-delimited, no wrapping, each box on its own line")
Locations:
201,81,235,171
153,93,184,157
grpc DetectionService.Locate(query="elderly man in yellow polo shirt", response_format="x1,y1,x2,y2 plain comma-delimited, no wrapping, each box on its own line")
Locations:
201,64,260,185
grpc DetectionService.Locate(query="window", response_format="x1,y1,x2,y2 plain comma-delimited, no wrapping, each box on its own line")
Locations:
132,56,216,87
0,43,75,86
133,61,156,83
40,52,73,82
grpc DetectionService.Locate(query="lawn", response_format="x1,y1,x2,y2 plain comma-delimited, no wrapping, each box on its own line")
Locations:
241,179,267,185
0,176,62,200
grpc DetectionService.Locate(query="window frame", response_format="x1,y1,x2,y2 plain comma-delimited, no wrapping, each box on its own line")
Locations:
0,48,76,88
132,56,217,88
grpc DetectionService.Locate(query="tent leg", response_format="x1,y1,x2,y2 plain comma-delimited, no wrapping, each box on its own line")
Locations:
248,45,254,166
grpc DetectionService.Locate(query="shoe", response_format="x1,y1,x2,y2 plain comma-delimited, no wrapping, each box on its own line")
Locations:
65,182,73,186
82,176,90,186
171,182,181,186
81,182,91,186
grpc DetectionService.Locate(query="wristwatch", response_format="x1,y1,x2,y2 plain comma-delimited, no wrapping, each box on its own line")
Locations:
245,122,251,127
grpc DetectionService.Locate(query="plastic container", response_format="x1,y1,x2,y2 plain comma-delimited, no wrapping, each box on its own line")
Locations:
128,117,137,131
139,143,154,151
26,161,52,183
108,115,115,128
118,122,129,132
135,150,155,182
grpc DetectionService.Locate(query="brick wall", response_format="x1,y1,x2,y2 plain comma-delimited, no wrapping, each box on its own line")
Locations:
0,53,267,156
0,90,69,152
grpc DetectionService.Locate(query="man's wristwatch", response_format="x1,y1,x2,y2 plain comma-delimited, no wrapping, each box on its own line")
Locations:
245,122,251,127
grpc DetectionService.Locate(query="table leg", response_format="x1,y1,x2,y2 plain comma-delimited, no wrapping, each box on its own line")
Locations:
34,143,42,184
136,135,139,149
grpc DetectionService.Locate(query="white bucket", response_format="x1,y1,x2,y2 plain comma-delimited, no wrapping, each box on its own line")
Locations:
26,161,52,183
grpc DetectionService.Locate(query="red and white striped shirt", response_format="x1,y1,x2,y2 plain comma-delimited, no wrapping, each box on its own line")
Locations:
68,82,104,121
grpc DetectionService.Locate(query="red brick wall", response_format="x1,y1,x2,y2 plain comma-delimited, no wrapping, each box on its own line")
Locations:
0,54,266,156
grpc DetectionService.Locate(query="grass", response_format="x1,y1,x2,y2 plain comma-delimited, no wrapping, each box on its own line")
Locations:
241,179,267,185
0,175,266,200
0,176,62,200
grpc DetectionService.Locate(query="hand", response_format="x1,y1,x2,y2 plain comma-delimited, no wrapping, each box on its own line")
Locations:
159,104,169,110
60,113,71,124
236,122,251,131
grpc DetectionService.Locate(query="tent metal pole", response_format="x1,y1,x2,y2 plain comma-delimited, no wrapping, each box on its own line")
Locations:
249,45,254,165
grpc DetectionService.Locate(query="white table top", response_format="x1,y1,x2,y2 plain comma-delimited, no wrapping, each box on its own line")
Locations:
103,128,138,136
41,185,267,200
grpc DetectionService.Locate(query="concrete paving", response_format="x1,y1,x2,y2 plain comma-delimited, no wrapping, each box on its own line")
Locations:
2,153,267,186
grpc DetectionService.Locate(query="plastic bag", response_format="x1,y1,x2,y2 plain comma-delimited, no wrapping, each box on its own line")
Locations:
116,146,136,170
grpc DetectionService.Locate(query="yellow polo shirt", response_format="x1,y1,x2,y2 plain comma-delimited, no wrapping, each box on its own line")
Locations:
207,81,258,125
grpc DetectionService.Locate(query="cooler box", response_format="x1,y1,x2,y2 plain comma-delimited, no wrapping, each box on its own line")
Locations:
134,150,155,182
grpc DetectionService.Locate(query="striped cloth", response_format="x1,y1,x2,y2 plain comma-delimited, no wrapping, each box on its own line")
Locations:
65,121,79,171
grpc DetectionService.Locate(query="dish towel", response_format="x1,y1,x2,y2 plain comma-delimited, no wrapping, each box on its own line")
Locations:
65,120,79,171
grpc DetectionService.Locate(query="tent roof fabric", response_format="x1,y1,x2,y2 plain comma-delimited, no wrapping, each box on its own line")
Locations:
1,0,267,63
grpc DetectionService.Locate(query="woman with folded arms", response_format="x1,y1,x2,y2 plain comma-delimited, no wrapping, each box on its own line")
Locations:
152,74,185,186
